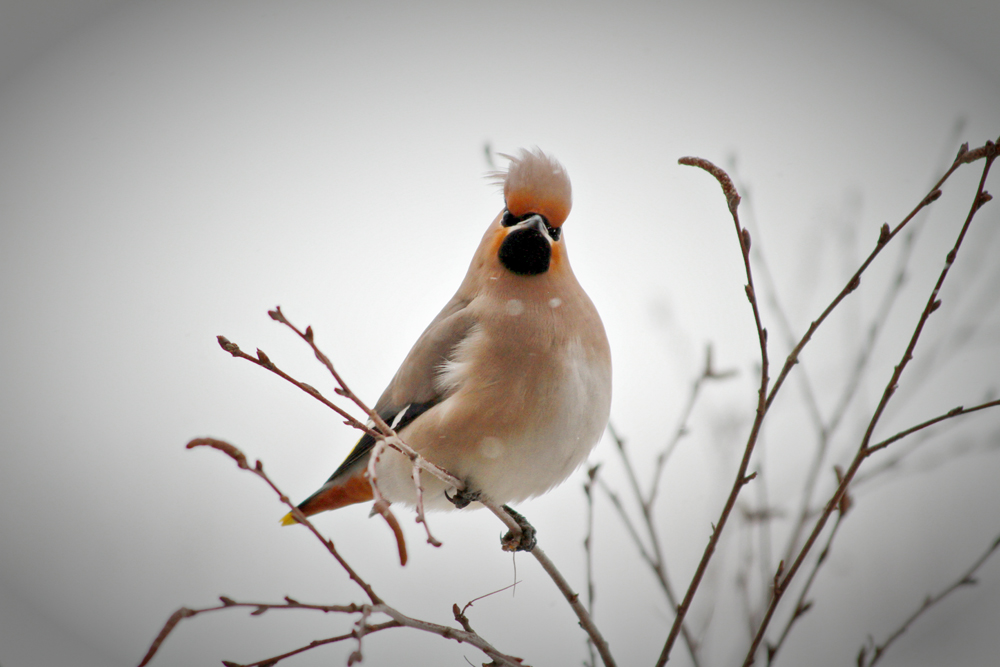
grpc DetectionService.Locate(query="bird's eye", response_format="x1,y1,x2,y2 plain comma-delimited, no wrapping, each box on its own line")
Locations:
502,210,561,241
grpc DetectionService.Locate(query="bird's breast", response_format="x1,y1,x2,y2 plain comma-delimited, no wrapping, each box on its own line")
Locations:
410,291,612,504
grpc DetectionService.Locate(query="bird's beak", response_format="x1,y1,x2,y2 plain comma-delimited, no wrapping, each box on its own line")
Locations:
521,214,552,240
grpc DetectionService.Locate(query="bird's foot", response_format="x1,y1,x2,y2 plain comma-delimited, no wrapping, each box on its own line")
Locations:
445,486,482,509
500,504,537,552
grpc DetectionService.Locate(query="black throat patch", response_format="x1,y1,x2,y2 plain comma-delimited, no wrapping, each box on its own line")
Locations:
498,226,551,276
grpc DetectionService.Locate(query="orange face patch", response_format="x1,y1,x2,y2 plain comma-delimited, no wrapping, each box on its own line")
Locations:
506,190,572,229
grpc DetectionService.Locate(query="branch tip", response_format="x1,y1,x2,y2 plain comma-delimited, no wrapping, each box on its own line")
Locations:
976,191,992,210
955,142,970,162
923,188,943,206
217,335,240,356
186,437,250,469
877,223,891,246
678,155,741,213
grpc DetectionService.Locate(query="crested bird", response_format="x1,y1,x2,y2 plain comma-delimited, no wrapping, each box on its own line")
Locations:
283,148,612,562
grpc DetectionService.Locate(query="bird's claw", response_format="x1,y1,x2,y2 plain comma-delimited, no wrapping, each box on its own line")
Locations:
445,486,482,509
500,504,537,552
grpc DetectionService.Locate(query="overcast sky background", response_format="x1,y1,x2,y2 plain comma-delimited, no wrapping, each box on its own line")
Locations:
1,1,999,666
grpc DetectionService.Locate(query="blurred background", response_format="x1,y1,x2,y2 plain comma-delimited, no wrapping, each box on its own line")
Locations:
1,1,999,666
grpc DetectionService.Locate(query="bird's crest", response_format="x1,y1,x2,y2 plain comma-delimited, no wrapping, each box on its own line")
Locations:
492,148,572,228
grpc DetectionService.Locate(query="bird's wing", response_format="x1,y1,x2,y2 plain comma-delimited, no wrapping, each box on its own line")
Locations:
319,294,476,485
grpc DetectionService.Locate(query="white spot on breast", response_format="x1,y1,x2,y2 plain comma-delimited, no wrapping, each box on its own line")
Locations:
548,297,562,309
505,299,525,316
479,436,504,459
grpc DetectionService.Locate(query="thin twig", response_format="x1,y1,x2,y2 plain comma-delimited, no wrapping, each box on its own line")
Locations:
764,140,996,414
242,621,403,667
766,509,847,664
138,598,398,667
728,160,831,581
743,139,997,666
859,532,1000,667
479,499,618,667
228,622,401,667
265,307,464,491
658,156,770,667
597,479,658,569
648,345,738,504
140,440,526,667
226,338,620,667
220,309,464,550
583,465,601,667
778,123,971,569
458,581,522,619
753,462,775,628
853,422,1000,490
215,335,378,440
185,438,383,604
865,398,1000,456
533,545,618,667
410,452,442,547
375,604,527,667
607,425,703,667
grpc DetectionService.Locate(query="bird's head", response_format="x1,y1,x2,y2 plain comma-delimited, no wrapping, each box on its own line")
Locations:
489,148,572,277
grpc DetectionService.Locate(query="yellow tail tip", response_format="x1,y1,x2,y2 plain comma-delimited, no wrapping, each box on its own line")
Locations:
280,511,299,526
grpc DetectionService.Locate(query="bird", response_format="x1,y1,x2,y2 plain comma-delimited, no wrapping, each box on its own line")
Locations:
282,148,612,561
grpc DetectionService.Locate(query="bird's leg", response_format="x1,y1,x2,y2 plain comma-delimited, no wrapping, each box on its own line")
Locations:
452,490,537,551
500,505,537,552
445,485,482,509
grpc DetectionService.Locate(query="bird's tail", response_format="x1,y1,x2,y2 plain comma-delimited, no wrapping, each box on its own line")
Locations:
280,472,375,525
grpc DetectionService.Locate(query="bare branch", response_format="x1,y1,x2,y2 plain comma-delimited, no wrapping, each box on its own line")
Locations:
648,344,738,504
583,464,600,667
265,307,463,492
230,622,400,667
142,443,528,667
458,581,522,619
221,328,625,667
479,498,618,667
606,425,703,666
373,604,527,667
222,309,465,549
865,398,1000,456
766,511,846,664
533,545,618,667
658,157,769,667
140,595,527,667
185,438,382,604
764,138,998,413
744,138,997,665
215,335,378,440
860,532,1000,667
138,597,369,667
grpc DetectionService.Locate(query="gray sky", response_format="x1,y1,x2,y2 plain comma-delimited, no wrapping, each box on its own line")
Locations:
1,1,999,666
